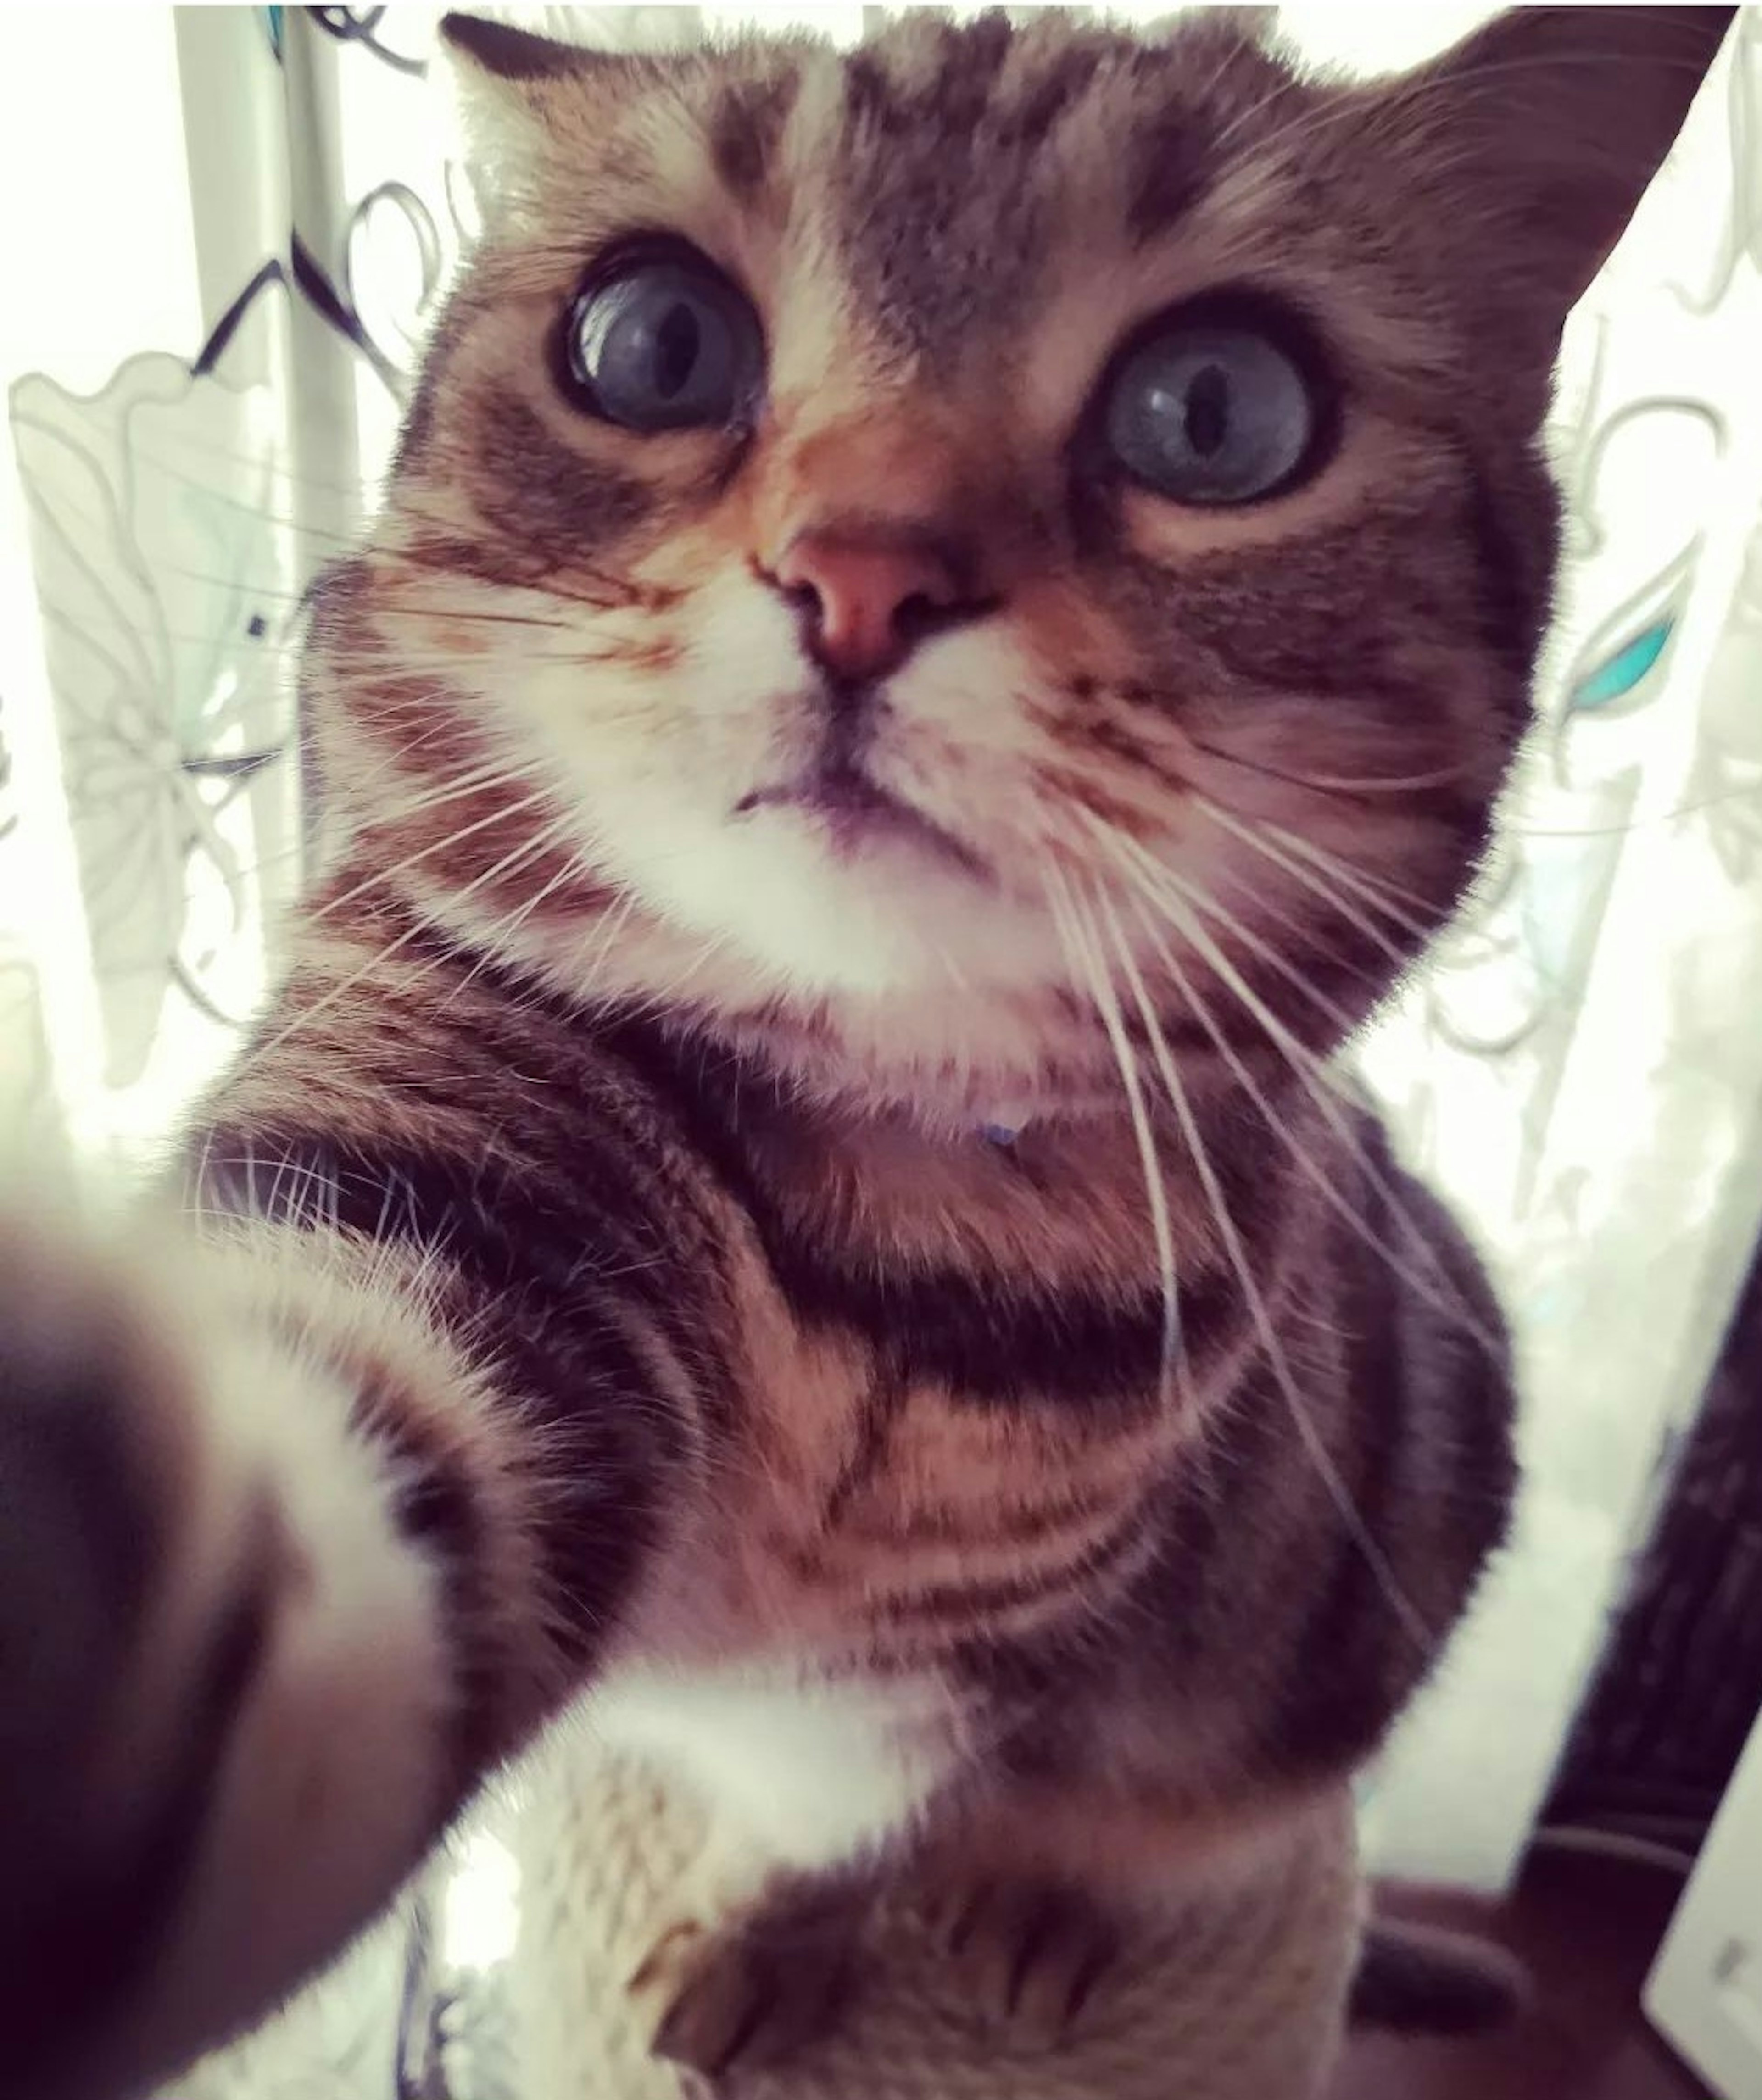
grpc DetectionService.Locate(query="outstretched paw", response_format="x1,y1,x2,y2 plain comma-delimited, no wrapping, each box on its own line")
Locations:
0,1200,449,2098
0,1209,254,2087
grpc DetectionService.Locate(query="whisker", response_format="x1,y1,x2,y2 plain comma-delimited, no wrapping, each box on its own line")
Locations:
301,777,563,931
1091,830,1507,1359
1137,864,1363,1047
1043,861,1184,1414
1180,730,1476,801
1192,798,1419,962
1088,819,1507,1362
1503,774,1762,841
573,887,640,991
1255,818,1449,948
430,818,596,1018
1093,878,1437,1658
238,811,579,1069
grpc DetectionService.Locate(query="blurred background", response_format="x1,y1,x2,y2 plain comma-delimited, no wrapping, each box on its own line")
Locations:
2,7,1761,2097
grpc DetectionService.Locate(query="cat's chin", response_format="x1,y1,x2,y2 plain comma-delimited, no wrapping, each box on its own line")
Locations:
574,787,1061,1008
733,767,989,885
417,839,1135,1126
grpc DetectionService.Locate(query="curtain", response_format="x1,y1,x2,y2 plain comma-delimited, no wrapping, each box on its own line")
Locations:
3,12,1762,2078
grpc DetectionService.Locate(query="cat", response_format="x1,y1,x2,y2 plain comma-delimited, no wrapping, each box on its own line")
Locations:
0,6,1732,2094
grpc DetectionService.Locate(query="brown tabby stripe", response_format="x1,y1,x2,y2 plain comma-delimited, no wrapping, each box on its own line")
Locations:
953,1119,1512,1792
868,1502,1153,1633
594,1008,1260,1411
1256,1134,1514,1781
834,22,1042,352
345,1370,508,1784
1124,106,1215,242
472,397,654,563
192,1123,706,1444
817,1362,907,1529
1006,44,1105,145
189,1122,686,1680
709,76,799,200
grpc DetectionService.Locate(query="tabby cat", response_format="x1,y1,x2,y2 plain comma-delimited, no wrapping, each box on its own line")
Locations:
0,6,1732,2094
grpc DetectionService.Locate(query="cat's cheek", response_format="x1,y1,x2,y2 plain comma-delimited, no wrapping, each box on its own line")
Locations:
528,570,814,791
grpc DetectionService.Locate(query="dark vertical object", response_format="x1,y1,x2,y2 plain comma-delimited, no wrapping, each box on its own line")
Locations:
1546,1221,1762,1849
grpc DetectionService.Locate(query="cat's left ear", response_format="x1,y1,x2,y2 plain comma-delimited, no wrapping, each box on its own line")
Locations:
1372,6,1734,351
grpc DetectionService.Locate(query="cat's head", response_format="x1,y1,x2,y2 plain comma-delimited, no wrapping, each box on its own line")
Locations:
312,6,1728,1110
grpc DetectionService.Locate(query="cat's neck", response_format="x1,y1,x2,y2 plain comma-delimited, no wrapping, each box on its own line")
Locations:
382,871,1305,1150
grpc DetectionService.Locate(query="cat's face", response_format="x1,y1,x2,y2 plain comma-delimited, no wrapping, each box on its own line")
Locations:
316,7,1722,1094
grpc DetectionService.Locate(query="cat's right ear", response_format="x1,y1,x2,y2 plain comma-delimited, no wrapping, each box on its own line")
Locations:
438,14,627,221
439,14,602,89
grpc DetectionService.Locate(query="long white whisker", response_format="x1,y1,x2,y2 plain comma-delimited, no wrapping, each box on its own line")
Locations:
1193,798,1416,964
1093,880,1437,1658
1043,861,1184,1413
1260,828,1467,928
1100,844,1506,1359
1255,818,1450,947
1119,839,1361,1083
301,779,563,930
1087,818,1507,1361
1201,797,1446,957
431,818,598,1018
243,815,583,1070
574,888,640,994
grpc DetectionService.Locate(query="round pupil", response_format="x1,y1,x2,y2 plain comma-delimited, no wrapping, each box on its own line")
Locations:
1184,365,1230,456
652,300,702,399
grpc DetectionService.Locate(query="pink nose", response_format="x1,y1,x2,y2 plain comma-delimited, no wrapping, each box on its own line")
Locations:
771,531,965,682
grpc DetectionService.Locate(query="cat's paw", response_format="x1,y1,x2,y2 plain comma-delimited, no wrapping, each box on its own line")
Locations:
930,1873,1122,2043
630,1886,858,2080
0,1205,266,2089
0,1201,447,2096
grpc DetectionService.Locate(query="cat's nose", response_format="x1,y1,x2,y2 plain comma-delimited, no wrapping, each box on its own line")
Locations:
769,529,974,682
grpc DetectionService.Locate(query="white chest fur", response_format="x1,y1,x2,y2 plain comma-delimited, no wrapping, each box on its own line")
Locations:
586,1664,958,1874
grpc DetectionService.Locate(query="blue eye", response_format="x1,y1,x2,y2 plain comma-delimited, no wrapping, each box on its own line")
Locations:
1105,320,1317,506
566,256,763,432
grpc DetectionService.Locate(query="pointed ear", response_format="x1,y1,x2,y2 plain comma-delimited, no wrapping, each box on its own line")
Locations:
1372,7,1734,349
437,14,632,224
439,13,605,86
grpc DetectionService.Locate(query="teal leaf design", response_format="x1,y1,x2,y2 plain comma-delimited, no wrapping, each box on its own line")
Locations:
1570,615,1674,712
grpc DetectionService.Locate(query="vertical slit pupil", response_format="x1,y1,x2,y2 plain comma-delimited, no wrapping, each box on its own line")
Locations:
1185,365,1230,456
653,301,703,399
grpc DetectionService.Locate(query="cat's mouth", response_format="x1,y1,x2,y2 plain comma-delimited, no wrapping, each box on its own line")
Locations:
734,762,987,880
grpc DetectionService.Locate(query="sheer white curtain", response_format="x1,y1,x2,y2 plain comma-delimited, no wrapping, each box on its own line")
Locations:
3,4,1761,1916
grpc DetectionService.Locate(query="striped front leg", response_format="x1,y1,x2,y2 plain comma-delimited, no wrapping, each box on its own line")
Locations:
0,1175,682,2100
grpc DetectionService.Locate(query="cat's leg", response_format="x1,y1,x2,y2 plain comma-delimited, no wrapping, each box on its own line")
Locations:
628,1835,866,2078
920,1784,1324,2044
926,1871,1123,2037
0,1192,686,2100
602,1673,957,2075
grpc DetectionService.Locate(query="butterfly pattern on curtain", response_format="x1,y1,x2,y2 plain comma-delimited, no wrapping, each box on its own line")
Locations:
0,5,467,1153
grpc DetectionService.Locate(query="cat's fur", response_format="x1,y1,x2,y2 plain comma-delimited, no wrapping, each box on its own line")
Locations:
0,7,1732,2093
